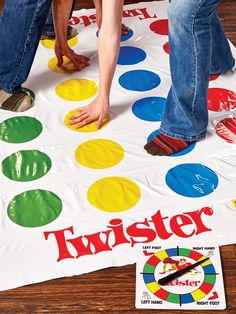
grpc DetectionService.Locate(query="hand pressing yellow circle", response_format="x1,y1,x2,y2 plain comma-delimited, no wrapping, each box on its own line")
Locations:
64,109,110,132
48,56,79,74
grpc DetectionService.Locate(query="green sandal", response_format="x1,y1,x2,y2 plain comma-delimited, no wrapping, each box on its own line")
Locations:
0,88,35,112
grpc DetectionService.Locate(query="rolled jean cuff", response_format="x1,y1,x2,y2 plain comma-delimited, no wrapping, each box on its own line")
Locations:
159,126,206,142
0,84,22,94
41,30,55,37
212,57,235,75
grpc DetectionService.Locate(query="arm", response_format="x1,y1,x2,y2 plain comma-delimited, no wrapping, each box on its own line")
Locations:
98,0,123,104
69,0,124,129
93,0,129,34
93,0,102,29
52,0,89,69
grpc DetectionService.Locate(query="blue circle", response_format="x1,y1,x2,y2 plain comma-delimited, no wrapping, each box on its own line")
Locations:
119,70,161,92
117,46,146,65
147,129,196,156
165,163,219,197
96,29,134,42
121,29,134,42
132,97,165,121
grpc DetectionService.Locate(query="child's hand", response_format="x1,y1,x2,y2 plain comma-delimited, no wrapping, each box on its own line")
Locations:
54,43,90,70
69,96,110,129
121,24,130,35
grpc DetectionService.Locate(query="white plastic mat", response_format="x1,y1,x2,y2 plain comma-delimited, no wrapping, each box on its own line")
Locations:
0,1,236,291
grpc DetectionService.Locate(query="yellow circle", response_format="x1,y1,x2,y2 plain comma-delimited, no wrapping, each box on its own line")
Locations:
48,56,78,74
41,36,78,49
75,139,124,169
87,176,141,212
56,78,98,101
64,109,110,132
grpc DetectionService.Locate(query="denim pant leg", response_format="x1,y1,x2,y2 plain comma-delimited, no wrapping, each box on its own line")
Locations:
42,6,55,36
0,0,52,93
160,0,226,141
210,12,235,74
42,0,77,37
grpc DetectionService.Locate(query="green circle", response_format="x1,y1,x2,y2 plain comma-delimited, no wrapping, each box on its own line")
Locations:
0,116,42,143
7,189,63,227
2,150,52,182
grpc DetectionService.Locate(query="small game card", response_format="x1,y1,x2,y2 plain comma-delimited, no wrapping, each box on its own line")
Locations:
135,243,226,310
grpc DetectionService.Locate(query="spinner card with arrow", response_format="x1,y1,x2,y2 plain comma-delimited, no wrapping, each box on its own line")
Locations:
136,243,226,310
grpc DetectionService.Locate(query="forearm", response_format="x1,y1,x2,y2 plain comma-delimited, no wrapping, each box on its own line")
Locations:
93,0,102,29
93,0,102,11
98,0,123,99
52,0,73,47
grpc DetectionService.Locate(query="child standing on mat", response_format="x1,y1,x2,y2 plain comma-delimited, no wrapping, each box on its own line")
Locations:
0,0,128,113
144,0,235,156
0,0,89,112
69,0,235,156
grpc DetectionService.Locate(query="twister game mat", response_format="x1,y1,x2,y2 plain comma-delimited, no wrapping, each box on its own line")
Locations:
136,243,226,310
0,1,236,291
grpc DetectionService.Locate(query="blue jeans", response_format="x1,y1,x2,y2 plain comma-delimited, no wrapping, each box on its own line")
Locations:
0,0,52,93
42,0,76,37
160,0,235,141
42,6,55,36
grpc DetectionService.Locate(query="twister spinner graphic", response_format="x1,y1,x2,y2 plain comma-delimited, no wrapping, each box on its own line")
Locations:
142,247,217,305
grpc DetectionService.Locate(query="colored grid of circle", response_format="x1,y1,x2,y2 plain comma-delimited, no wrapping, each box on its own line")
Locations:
2,150,52,182
48,56,79,74
7,189,62,227
143,247,216,304
117,46,146,65
208,88,236,112
0,116,42,143
119,70,161,92
75,139,124,169
215,117,236,144
165,163,218,197
87,176,141,212
56,78,98,101
41,36,78,49
132,97,166,121
64,109,110,132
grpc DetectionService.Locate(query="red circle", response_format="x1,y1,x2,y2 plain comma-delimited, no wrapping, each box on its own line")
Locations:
209,74,220,81
215,117,236,144
163,42,169,54
208,88,236,112
150,19,168,36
